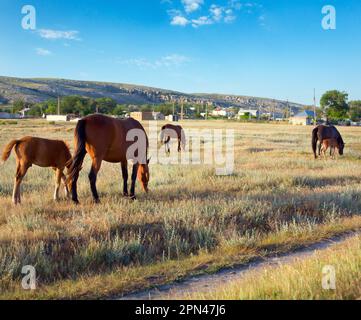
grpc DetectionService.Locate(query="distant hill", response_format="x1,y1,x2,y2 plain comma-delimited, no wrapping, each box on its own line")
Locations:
0,76,304,114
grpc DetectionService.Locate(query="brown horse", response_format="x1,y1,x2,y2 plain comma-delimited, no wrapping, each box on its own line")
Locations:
67,114,150,204
320,138,339,159
312,125,345,159
1,137,71,205
160,124,186,154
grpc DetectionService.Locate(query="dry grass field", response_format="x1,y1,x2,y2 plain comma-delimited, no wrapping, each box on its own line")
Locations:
1,119,361,299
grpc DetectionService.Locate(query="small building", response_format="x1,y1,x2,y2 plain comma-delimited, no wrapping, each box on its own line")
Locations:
166,115,179,122
130,112,165,121
152,112,165,120
290,110,315,126
238,109,260,119
46,115,70,122
130,112,154,121
0,112,21,119
212,108,229,117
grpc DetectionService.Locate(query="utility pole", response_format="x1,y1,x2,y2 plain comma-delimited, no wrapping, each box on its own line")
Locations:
181,98,184,121
313,88,317,124
57,96,61,115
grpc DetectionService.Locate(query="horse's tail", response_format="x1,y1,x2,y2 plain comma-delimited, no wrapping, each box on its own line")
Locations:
312,127,319,159
67,119,87,184
1,140,20,162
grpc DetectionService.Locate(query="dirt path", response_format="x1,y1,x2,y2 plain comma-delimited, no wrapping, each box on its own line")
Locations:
118,232,360,300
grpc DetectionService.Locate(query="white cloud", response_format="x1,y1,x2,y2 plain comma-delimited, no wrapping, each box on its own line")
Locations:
36,48,52,56
210,5,223,22
164,1,263,28
182,0,204,13
171,15,190,26
192,16,214,28
161,54,190,66
37,29,81,40
119,54,190,69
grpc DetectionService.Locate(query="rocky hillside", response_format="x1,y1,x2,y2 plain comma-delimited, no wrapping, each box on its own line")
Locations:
0,76,304,114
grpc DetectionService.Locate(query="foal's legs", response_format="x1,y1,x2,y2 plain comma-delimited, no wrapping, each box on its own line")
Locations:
178,139,181,152
12,161,29,205
61,173,70,198
53,169,63,201
89,157,102,203
130,163,139,200
330,147,336,160
320,144,325,159
121,161,129,197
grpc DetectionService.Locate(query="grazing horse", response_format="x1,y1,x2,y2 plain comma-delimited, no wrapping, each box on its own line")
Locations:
320,138,339,159
312,125,345,159
160,124,186,154
67,114,150,204
1,137,71,205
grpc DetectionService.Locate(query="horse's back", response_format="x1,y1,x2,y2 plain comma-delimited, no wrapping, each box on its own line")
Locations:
81,115,148,163
15,136,70,168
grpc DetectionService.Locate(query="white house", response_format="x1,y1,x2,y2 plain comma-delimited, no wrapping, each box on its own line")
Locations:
46,115,70,122
290,110,315,126
166,115,179,122
152,112,165,120
212,108,229,117
238,109,260,118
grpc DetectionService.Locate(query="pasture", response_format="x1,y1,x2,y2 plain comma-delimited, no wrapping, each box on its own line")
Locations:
1,119,361,299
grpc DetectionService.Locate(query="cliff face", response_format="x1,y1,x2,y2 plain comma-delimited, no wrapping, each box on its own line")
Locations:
0,76,303,114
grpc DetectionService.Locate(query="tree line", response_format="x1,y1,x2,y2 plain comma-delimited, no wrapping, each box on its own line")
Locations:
320,90,361,122
2,91,361,122
2,96,210,119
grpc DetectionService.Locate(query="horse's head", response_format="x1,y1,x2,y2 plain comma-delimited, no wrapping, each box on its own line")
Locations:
137,159,150,192
337,137,345,156
338,141,345,156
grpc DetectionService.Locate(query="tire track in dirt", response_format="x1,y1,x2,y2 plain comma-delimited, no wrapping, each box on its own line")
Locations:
118,231,361,300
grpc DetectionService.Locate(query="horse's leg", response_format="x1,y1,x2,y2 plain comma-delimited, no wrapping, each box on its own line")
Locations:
130,163,139,200
61,172,70,198
54,169,62,201
121,161,129,197
12,162,28,205
318,140,322,157
89,157,102,203
178,138,181,152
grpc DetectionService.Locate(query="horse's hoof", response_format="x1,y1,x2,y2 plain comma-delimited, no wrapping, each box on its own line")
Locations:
123,193,129,197
72,199,80,205
130,195,137,201
94,199,101,204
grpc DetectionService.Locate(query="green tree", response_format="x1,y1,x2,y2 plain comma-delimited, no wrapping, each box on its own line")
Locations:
112,104,126,116
320,90,349,121
27,105,43,117
95,97,117,114
140,104,153,112
349,100,361,122
154,104,173,116
12,99,25,113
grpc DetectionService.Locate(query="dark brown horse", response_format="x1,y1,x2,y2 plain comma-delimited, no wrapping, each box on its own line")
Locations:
67,114,150,204
312,125,345,159
2,137,71,204
160,124,186,154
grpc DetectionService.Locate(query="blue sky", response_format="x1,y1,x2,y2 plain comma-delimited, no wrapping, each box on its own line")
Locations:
0,0,360,104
